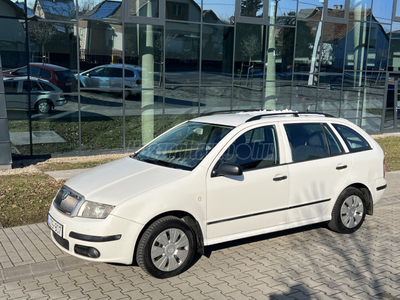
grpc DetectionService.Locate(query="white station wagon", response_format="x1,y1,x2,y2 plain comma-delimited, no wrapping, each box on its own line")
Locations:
48,111,387,278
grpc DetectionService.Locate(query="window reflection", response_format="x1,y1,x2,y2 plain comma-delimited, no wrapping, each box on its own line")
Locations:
298,0,322,20
294,20,319,73
327,0,346,18
349,0,372,21
269,0,296,23
200,86,232,114
165,22,200,84
321,22,346,73
345,21,368,71
34,0,76,21
128,0,159,18
81,0,122,20
202,25,234,84
235,23,265,82
203,0,235,24
372,0,393,24
166,0,201,22
267,26,294,80
240,0,264,18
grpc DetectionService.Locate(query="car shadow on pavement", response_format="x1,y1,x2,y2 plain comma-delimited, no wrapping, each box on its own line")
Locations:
203,223,324,258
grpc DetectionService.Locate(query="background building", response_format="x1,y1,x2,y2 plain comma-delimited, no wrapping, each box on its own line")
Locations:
0,0,399,158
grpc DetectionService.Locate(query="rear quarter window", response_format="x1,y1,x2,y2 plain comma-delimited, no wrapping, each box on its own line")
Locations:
332,124,371,152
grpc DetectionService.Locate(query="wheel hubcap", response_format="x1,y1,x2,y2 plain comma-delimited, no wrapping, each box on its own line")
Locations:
151,228,189,272
38,102,49,113
340,195,364,228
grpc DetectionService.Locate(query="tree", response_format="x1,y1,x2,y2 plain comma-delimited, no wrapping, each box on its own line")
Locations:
240,0,263,17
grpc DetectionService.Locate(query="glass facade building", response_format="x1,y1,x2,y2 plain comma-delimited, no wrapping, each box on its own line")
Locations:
1,0,400,157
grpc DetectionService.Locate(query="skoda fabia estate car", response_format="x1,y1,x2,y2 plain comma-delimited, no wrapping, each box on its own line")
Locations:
4,77,66,113
48,111,387,278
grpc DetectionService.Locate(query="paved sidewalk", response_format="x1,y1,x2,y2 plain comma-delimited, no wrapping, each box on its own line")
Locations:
0,172,399,299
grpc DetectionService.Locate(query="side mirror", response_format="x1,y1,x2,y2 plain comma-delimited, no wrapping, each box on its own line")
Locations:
212,163,243,178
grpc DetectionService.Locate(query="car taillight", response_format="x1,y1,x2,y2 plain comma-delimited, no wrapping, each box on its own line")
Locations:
136,79,142,84
60,94,65,99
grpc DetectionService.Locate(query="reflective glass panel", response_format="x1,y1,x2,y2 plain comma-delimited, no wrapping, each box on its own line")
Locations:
125,89,164,149
0,18,27,71
203,0,235,24
389,23,400,71
297,0,322,20
124,23,164,89
367,22,389,72
372,0,393,24
321,22,346,73
265,81,292,110
349,0,372,21
33,0,76,21
232,83,263,110
165,22,200,85
200,86,232,114
80,91,123,152
327,0,346,18
166,0,201,22
294,20,320,73
345,21,369,71
269,0,296,24
164,86,199,132
291,77,318,112
202,25,234,85
240,0,264,18
128,0,159,18
79,21,123,88
79,0,122,20
267,26,294,81
235,23,265,82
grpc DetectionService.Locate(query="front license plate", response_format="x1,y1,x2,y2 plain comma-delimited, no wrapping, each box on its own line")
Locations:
47,214,63,238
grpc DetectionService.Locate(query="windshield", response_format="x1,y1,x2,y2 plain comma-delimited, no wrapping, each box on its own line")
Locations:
132,121,233,170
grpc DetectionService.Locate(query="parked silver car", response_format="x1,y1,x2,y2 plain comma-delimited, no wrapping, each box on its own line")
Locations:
76,64,143,97
4,77,67,113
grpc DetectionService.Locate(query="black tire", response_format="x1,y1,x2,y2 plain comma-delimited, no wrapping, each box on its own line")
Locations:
328,187,366,234
35,100,51,114
136,216,196,278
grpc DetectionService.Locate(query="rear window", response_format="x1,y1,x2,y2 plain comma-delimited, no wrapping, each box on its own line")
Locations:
332,124,371,152
55,70,73,80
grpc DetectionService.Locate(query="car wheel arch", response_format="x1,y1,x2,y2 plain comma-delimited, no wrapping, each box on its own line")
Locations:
133,211,204,265
339,183,373,215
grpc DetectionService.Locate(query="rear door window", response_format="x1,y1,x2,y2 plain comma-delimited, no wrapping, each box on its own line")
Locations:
284,123,330,162
332,124,371,152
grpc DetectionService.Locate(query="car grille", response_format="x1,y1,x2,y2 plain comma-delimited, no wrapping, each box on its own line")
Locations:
53,186,83,215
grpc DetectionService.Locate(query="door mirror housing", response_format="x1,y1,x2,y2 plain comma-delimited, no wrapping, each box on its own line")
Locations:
212,163,243,177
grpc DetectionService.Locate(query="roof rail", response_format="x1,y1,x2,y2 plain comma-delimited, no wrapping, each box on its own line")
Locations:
200,109,264,117
245,112,335,122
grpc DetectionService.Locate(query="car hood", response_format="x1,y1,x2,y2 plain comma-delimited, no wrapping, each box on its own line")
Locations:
65,156,189,206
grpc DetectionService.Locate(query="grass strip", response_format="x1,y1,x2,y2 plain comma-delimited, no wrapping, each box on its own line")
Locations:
0,174,65,228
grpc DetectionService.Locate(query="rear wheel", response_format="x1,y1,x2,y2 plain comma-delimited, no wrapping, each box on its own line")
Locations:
136,216,196,278
328,187,366,233
35,100,51,114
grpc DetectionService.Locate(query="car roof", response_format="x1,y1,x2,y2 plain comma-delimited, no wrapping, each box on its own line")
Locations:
95,64,142,70
191,110,337,127
29,63,70,71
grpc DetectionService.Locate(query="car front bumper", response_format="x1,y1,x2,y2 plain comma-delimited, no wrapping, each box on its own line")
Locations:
48,204,144,265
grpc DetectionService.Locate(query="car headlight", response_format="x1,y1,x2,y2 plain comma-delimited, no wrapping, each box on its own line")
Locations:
77,201,115,219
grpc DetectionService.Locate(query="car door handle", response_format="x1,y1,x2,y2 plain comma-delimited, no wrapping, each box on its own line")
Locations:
336,164,348,170
273,175,288,181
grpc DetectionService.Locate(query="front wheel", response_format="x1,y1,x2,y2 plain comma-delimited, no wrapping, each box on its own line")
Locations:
136,216,196,278
328,187,366,234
